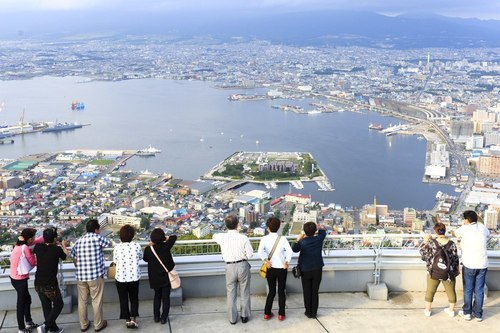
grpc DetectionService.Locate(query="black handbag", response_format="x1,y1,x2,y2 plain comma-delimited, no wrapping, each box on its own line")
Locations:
292,265,301,278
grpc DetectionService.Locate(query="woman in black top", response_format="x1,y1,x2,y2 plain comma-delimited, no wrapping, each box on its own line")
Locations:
143,228,177,325
292,222,327,319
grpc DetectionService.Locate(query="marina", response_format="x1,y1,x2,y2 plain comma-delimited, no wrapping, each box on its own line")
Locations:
316,180,335,191
290,180,304,189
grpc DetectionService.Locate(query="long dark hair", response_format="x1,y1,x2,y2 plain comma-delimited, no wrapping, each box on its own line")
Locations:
16,228,36,246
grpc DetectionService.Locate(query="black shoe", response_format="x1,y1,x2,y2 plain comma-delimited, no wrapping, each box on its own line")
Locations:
241,317,248,323
230,321,236,325
160,317,167,325
304,312,312,318
153,316,160,323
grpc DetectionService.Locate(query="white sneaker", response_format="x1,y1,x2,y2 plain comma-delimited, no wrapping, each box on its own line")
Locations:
444,308,455,317
475,317,483,322
37,324,46,333
459,311,471,321
424,310,431,317
48,328,64,333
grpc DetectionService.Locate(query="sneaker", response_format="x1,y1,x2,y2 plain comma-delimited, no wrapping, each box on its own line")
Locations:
26,322,39,330
459,311,471,321
278,315,285,321
37,324,46,333
18,330,31,333
444,308,455,317
475,317,483,322
263,313,274,320
48,328,64,333
126,321,138,329
424,310,431,317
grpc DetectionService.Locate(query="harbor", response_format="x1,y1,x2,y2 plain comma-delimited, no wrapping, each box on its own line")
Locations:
0,121,89,137
0,77,455,210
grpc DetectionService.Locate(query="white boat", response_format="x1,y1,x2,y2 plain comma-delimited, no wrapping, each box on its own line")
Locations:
137,145,162,156
308,110,322,115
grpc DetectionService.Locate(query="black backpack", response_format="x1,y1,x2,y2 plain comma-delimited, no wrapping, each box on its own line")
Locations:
429,239,451,280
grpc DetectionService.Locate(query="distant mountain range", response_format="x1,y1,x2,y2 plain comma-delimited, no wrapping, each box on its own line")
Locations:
1,10,499,48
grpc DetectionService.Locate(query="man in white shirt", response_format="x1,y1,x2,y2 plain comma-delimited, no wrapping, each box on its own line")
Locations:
453,210,490,322
213,215,254,325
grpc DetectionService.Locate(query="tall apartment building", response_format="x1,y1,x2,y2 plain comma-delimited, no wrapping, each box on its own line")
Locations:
450,120,473,140
466,135,484,150
472,110,495,120
484,131,500,147
478,155,500,177
403,208,417,228
485,206,499,230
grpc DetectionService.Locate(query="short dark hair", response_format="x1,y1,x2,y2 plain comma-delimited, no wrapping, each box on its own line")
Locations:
150,228,166,244
303,222,317,237
266,217,281,233
119,224,135,243
225,215,239,230
43,228,57,243
434,222,446,235
16,228,36,246
463,210,478,223
86,219,100,233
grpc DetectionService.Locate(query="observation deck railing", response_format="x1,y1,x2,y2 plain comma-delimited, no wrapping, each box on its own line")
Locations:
1,234,499,301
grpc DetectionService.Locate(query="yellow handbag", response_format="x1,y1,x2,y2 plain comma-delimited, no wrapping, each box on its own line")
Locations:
259,262,268,278
259,236,281,279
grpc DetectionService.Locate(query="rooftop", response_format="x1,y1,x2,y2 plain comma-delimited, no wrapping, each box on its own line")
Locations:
1,291,499,333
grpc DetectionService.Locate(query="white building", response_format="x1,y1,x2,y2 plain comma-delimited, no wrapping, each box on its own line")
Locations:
193,224,210,238
485,206,499,230
99,213,141,228
466,135,484,150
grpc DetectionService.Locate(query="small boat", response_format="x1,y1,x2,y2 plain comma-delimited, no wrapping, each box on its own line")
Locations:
137,145,161,156
368,123,383,131
0,138,14,144
308,110,322,115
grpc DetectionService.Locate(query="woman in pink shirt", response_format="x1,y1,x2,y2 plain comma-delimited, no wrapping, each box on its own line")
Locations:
10,228,43,333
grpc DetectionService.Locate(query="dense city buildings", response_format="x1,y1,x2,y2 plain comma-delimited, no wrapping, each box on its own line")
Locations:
0,36,499,247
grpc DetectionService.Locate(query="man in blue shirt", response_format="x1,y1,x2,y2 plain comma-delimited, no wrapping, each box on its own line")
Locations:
70,220,111,332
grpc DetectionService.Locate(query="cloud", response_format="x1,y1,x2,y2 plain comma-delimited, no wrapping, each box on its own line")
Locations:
0,0,498,19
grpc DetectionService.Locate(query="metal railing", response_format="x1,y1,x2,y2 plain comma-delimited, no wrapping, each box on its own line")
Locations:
1,234,499,283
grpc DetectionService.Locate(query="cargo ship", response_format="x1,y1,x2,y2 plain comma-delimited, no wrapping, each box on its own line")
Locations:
42,122,83,133
137,145,162,156
368,123,383,130
71,101,85,110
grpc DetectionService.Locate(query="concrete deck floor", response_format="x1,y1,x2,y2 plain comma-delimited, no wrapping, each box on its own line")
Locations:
1,291,499,333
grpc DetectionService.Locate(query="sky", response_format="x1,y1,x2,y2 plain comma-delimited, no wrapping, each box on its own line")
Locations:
0,0,499,20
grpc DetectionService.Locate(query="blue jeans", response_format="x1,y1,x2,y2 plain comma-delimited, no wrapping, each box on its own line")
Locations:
462,266,488,319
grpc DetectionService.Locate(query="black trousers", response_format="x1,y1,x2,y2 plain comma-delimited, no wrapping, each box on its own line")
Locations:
153,286,171,320
36,285,64,332
265,268,288,316
115,280,140,320
11,277,33,330
301,268,322,318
